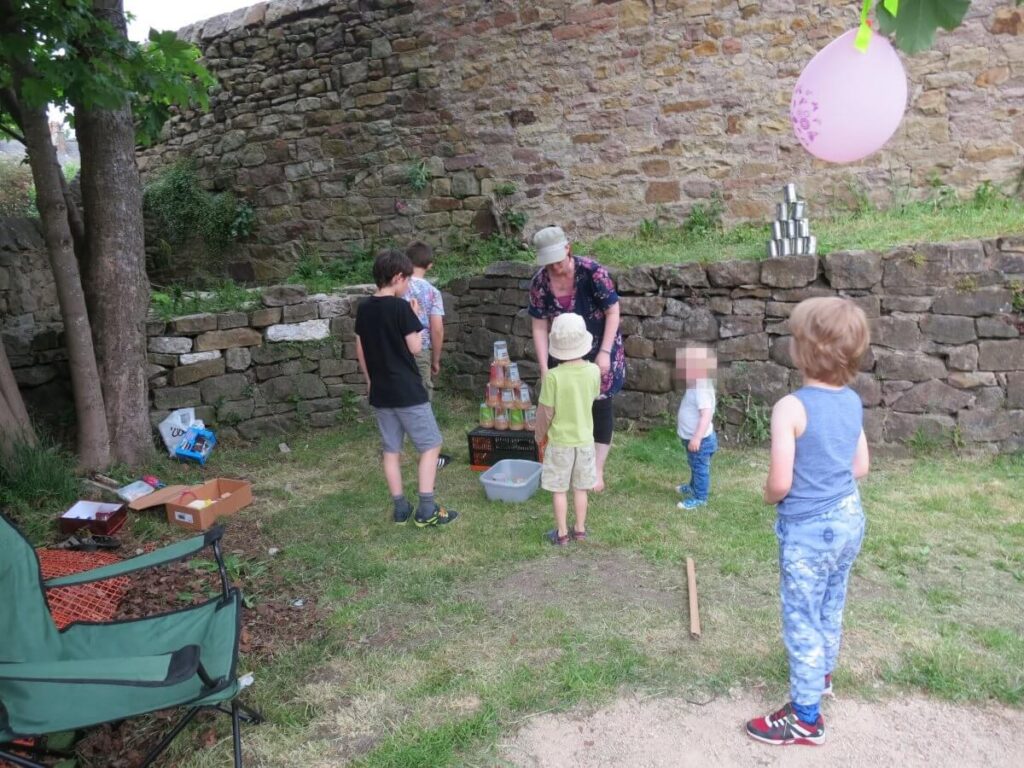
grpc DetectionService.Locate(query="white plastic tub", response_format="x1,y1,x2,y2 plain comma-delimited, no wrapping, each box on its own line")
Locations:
479,459,543,503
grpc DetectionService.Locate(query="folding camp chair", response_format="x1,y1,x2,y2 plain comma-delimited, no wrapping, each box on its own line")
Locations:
0,512,262,767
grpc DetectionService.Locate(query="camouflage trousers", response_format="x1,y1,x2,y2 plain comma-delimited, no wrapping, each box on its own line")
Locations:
776,494,865,708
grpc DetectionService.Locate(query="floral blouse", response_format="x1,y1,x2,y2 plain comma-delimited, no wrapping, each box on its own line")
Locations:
528,256,625,399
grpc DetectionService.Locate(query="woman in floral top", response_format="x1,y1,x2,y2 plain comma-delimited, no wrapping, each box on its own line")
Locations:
529,226,625,492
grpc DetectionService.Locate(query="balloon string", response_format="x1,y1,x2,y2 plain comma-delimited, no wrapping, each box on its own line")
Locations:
854,0,873,52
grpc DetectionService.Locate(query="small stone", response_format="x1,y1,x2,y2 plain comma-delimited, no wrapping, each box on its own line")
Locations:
218,311,250,330
250,307,283,327
179,350,222,366
760,256,818,288
278,443,291,454
262,285,308,307
171,357,226,387
823,251,882,289
283,302,318,323
226,346,252,371
194,328,263,351
170,313,217,334
979,340,1024,371
318,296,351,318
149,336,193,355
266,319,331,342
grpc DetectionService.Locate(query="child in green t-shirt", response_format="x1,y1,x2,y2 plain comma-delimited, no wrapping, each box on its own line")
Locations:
534,313,602,546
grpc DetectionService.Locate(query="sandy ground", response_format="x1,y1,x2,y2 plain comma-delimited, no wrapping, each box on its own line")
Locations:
500,692,1024,768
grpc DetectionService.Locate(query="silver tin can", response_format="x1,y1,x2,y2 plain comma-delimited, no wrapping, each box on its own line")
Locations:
779,239,792,256
771,221,784,239
798,219,811,237
785,220,797,238
776,202,788,220
783,183,797,203
805,235,817,255
791,201,806,219
767,240,780,258
794,237,807,255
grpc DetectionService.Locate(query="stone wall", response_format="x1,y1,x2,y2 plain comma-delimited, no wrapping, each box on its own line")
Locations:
144,283,459,440
449,238,1024,452
139,0,1024,280
0,217,71,421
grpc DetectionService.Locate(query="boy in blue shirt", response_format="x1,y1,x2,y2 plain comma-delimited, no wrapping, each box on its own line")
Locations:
746,297,870,746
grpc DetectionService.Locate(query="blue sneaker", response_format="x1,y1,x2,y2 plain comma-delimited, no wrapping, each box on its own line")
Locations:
676,483,693,496
677,497,707,510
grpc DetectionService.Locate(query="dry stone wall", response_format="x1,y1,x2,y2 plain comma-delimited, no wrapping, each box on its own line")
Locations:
144,283,460,440
140,0,1024,280
0,217,70,418
450,238,1024,453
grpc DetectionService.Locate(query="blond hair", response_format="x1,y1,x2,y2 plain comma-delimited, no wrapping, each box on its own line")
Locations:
789,297,870,385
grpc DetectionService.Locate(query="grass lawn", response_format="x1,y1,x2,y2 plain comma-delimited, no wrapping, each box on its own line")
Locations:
112,395,1024,767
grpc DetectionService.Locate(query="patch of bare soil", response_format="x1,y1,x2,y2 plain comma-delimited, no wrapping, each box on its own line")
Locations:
500,692,1024,768
471,550,683,618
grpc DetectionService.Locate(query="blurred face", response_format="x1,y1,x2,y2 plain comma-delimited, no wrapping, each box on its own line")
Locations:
544,246,573,279
675,345,716,384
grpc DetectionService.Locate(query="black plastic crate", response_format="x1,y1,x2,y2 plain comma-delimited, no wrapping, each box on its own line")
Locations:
468,427,539,470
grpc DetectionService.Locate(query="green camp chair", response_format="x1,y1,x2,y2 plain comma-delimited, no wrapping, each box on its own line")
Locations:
0,512,262,767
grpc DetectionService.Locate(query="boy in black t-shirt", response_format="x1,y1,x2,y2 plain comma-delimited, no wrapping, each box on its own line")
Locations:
355,250,458,527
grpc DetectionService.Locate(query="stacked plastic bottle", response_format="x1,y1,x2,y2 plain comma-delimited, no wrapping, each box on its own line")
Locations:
479,340,537,431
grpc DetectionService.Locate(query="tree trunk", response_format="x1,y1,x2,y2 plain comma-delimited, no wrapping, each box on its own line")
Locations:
17,97,111,471
74,0,152,467
0,340,36,459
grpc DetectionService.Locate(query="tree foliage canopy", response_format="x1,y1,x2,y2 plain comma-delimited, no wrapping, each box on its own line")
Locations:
874,0,1024,54
0,0,214,144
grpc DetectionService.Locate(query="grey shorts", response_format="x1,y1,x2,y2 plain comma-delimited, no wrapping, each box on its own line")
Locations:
374,403,443,454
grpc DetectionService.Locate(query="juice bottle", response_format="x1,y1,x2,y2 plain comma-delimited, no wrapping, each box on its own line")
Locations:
493,407,509,430
493,340,509,363
486,383,500,407
489,361,505,386
524,406,537,430
517,383,531,408
500,387,515,409
479,403,494,428
506,362,521,385
509,408,524,431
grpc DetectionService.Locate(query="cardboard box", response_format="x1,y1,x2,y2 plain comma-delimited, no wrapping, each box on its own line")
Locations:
164,478,253,532
128,485,190,512
59,501,127,535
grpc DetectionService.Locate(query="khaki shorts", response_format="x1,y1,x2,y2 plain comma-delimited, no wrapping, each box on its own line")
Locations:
415,349,434,401
541,444,597,493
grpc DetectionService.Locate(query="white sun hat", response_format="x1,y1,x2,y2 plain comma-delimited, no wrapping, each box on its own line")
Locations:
533,225,569,266
548,313,593,361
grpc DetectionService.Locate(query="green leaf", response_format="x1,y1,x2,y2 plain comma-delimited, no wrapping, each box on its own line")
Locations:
876,0,971,54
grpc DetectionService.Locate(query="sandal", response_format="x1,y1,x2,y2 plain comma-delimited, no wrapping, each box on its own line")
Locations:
55,533,121,551
546,529,569,547
437,453,452,470
571,529,587,542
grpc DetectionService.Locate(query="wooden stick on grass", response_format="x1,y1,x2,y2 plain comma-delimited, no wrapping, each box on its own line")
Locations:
686,557,701,640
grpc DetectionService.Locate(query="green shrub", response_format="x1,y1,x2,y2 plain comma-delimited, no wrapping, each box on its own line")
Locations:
143,160,256,259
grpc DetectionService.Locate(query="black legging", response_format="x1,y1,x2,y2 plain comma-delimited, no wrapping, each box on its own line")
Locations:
593,396,615,445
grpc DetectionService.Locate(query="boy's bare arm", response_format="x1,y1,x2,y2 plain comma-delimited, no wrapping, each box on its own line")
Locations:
852,429,870,479
534,404,553,445
764,395,801,504
429,315,444,374
405,329,423,356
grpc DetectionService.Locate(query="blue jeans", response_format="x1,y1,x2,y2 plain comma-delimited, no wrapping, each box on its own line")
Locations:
776,494,865,709
683,431,717,501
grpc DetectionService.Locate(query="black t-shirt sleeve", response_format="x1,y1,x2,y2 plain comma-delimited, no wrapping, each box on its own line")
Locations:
398,301,423,336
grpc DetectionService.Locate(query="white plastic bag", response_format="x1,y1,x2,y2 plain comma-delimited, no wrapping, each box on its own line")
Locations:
157,408,205,457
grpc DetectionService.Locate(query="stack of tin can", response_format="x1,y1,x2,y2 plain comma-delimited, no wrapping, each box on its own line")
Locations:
767,183,817,258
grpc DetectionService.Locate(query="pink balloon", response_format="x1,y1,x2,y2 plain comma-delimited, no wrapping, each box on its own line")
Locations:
791,29,907,164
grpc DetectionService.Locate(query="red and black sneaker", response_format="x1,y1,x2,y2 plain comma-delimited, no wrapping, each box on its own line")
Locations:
745,702,825,746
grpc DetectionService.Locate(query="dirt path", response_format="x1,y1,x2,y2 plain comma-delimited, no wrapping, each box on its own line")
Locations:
500,692,1024,767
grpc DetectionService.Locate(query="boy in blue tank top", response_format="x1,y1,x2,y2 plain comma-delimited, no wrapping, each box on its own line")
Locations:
746,297,870,747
